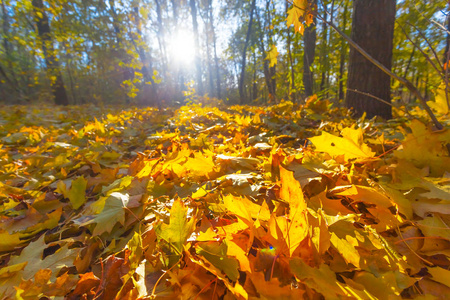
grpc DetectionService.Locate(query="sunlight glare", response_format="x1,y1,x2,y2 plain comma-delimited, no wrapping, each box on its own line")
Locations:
168,30,196,66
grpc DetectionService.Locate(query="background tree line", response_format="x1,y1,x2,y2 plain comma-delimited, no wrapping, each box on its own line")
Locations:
0,0,448,118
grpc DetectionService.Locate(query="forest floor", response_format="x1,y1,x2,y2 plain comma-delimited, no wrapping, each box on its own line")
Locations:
0,100,450,299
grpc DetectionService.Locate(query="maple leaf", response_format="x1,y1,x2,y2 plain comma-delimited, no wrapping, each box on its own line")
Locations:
286,2,306,34
57,176,87,209
394,119,450,176
6,235,79,300
265,45,279,67
309,127,375,160
279,165,308,257
156,198,195,255
290,258,351,299
428,82,450,115
88,192,129,235
195,241,240,281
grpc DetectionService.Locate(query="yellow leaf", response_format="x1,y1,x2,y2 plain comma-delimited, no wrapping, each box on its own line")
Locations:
417,214,450,241
68,176,87,209
330,232,360,267
227,240,251,272
428,267,450,288
286,2,306,34
394,119,450,176
224,194,270,223
184,152,215,179
309,128,375,161
156,199,195,255
428,82,449,114
294,0,308,10
265,45,278,67
290,258,351,299
280,165,308,256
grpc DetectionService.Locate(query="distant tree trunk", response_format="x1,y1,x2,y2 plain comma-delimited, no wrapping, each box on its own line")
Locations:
346,0,396,119
266,0,276,100
238,0,256,104
109,0,133,104
444,8,450,64
1,0,20,96
170,0,184,101
252,51,258,100
32,0,68,105
208,0,221,99
204,0,214,96
206,40,214,96
303,14,316,98
131,6,158,107
285,1,295,100
319,7,328,92
189,0,204,95
155,0,168,72
338,1,349,100
255,5,276,103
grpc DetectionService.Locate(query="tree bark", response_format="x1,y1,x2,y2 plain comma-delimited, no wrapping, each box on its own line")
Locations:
131,6,158,107
338,0,349,100
346,0,396,119
444,7,450,64
1,0,20,95
238,0,256,104
303,15,316,98
206,0,221,98
155,0,168,72
285,1,295,101
32,0,69,105
208,0,221,99
189,0,204,95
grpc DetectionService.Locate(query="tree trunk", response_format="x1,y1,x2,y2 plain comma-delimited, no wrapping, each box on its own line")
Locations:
32,0,69,105
155,0,168,73
285,1,295,101
346,0,396,119
319,7,328,93
444,7,450,64
131,6,158,108
303,15,316,98
189,0,204,95
238,0,256,104
338,0,349,101
252,51,257,100
1,0,20,96
109,0,133,104
207,0,221,98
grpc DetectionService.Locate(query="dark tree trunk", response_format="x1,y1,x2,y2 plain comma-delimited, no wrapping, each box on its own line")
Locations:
252,51,257,100
2,0,20,96
303,12,316,98
109,0,133,103
346,0,396,119
338,1,349,100
131,6,158,108
189,0,204,95
444,9,450,64
155,0,168,72
319,7,328,93
32,0,69,105
238,0,256,104
285,1,295,100
207,0,221,98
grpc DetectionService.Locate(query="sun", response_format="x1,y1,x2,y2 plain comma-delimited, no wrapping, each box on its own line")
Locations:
168,30,196,66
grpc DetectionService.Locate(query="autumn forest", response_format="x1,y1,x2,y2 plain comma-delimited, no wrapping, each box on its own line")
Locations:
1,0,450,299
